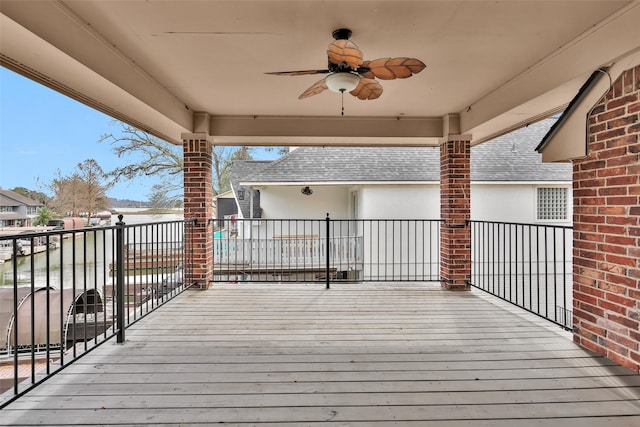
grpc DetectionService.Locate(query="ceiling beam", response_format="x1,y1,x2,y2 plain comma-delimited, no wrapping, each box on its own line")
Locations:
208,115,444,146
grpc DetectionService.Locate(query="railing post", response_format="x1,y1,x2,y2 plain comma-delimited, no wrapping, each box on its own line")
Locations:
116,215,126,343
326,213,330,290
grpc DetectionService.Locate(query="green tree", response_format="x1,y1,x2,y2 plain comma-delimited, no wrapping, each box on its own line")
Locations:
33,206,54,226
11,186,51,205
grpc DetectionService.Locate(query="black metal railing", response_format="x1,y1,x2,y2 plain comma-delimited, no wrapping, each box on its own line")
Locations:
468,220,573,330
210,216,442,284
0,217,194,407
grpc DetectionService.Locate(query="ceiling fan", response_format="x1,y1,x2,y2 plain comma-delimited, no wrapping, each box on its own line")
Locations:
266,28,426,101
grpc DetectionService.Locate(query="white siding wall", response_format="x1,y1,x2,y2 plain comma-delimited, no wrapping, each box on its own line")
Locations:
257,183,572,224
471,183,573,225
358,185,440,219
258,186,349,219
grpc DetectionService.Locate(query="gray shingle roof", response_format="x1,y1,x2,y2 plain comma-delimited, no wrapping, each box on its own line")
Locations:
232,118,572,191
472,118,572,181
0,190,42,207
239,146,442,183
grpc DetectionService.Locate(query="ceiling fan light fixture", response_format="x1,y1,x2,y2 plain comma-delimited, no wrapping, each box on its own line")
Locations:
325,72,359,93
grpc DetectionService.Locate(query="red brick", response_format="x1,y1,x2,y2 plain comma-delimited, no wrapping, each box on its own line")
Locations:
608,313,640,330
607,115,638,130
580,321,606,336
581,336,607,354
598,166,627,177
596,127,627,141
598,206,627,215
605,338,629,356
607,94,639,110
606,352,637,372
597,225,626,235
598,146,628,159
606,292,636,307
605,253,637,267
596,106,625,122
599,186,628,196
579,159,607,171
607,175,638,186
604,234,636,245
599,299,628,315
608,154,640,167
606,273,637,289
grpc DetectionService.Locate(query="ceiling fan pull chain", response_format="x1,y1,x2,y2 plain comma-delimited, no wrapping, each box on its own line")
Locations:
341,90,345,116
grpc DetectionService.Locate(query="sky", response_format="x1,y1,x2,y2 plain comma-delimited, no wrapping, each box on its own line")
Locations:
0,68,279,201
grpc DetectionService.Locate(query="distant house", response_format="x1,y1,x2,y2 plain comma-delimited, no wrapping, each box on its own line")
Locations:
212,190,236,222
0,190,43,227
230,118,572,225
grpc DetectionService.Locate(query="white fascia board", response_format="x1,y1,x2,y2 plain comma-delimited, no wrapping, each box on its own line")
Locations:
472,181,572,185
239,181,440,187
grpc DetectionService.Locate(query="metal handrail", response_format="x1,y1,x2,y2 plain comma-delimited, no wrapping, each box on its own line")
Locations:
468,220,573,330
210,217,443,284
0,217,195,408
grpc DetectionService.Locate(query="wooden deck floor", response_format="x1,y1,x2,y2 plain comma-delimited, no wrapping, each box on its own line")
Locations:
2,283,639,426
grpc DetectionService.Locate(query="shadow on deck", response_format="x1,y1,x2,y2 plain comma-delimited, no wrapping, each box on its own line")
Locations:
1,283,639,426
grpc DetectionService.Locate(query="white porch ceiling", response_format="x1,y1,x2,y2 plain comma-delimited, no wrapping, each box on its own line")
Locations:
1,0,639,146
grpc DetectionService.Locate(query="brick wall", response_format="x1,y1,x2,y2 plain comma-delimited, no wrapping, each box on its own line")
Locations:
573,65,640,372
440,139,471,290
183,137,214,289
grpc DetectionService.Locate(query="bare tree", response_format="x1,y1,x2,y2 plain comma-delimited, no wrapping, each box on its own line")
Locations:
213,145,254,195
77,159,110,221
46,160,110,223
99,123,183,198
48,171,85,217
99,122,263,197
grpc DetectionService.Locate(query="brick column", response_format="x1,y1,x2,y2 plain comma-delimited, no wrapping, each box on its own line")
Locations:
573,65,639,372
182,133,214,290
440,138,471,290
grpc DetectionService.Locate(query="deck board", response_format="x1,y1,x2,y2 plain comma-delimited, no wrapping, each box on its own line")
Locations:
1,283,639,426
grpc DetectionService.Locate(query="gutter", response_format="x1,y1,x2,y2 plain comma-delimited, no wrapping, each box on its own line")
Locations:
535,67,609,153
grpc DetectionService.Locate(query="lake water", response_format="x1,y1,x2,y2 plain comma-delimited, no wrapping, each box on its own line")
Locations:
0,213,184,289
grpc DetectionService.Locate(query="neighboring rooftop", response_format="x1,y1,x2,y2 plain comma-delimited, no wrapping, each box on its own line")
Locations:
238,147,441,184
230,161,271,218
233,117,572,187
0,189,42,207
472,118,573,182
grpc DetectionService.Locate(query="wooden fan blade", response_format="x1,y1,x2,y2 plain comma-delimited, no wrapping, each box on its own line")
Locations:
299,78,328,99
265,69,330,76
360,58,426,80
327,39,364,69
350,78,383,100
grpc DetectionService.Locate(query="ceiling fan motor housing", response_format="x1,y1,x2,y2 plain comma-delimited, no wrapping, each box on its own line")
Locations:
332,28,352,40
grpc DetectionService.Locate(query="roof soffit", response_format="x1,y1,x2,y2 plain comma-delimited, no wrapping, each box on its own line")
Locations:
1,1,637,145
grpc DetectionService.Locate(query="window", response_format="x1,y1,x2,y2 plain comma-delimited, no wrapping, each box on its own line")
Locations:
536,187,568,221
